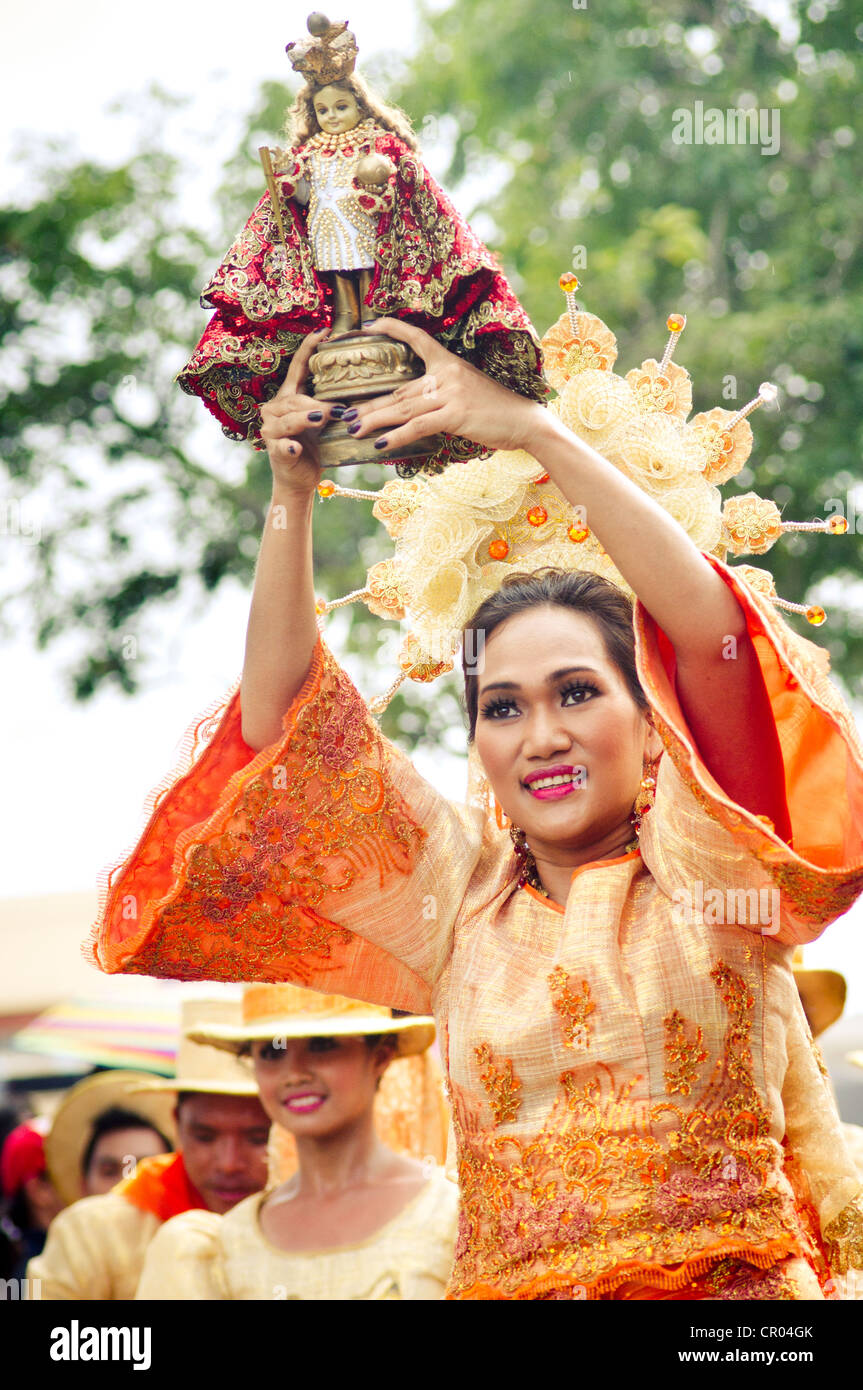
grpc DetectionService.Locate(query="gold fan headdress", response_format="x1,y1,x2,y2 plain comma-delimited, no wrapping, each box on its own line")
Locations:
314,276,845,712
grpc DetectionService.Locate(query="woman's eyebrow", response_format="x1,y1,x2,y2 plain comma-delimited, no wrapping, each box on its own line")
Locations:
479,665,600,695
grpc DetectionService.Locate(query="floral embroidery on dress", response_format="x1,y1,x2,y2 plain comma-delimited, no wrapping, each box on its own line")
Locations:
448,960,807,1300
548,967,595,1049
474,1043,522,1126
663,1009,709,1096
701,1255,796,1301
109,641,427,982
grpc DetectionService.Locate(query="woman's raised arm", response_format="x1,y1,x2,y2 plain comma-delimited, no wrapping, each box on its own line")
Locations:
350,319,791,837
240,330,340,751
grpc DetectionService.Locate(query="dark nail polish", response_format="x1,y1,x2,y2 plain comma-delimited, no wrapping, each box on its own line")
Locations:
373,437,389,450
307,411,323,422
342,408,358,421
347,421,362,435
330,406,346,419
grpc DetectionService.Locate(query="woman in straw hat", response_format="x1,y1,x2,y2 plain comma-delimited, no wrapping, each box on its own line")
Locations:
30,1002,270,1300
92,311,863,1300
136,984,458,1299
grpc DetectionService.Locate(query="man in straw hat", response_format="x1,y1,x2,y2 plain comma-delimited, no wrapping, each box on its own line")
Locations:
137,984,459,1299
29,999,270,1300
44,1070,176,1210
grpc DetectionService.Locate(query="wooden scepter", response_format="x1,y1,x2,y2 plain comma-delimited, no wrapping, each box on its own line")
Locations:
258,146,288,246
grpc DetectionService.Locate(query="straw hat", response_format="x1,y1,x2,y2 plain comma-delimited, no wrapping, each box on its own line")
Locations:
45,1071,178,1208
793,950,847,1039
186,984,436,1058
132,998,262,1096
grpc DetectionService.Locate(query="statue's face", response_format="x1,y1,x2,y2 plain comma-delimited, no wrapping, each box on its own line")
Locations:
312,85,362,135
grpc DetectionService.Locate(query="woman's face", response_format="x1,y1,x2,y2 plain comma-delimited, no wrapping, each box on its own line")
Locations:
474,605,654,859
251,1035,391,1139
312,85,362,135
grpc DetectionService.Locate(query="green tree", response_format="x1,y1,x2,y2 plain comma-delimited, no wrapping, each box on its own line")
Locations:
0,86,464,748
2,3,861,749
397,0,863,689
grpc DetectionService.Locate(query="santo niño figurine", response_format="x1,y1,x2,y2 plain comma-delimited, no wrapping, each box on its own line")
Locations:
177,13,546,472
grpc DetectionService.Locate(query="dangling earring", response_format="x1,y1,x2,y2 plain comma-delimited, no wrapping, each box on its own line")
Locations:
509,824,548,896
628,758,659,845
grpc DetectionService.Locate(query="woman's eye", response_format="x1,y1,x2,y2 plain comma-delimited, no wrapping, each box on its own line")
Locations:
480,699,517,719
561,683,598,705
309,1036,338,1052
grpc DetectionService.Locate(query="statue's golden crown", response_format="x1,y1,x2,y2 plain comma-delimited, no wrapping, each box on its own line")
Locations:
286,13,359,87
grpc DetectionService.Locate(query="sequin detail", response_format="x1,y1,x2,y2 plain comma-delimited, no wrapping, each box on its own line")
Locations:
448,961,806,1300
663,1009,709,1096
474,1043,522,1126
700,1255,796,1300
548,966,595,1049
97,641,427,983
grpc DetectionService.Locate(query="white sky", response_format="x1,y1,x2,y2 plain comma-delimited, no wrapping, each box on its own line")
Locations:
1,0,862,1018
0,1,466,918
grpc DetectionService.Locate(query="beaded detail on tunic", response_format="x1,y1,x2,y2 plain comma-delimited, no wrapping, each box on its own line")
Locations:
307,145,377,271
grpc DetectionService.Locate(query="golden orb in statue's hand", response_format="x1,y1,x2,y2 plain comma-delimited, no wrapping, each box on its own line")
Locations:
356,153,395,187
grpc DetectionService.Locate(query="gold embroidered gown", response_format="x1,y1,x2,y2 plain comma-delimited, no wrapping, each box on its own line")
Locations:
135,1167,459,1300
91,557,863,1299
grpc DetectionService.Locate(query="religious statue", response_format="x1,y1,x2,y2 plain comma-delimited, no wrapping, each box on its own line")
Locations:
178,13,546,472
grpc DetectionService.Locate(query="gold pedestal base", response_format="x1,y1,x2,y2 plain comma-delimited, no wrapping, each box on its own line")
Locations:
309,331,444,472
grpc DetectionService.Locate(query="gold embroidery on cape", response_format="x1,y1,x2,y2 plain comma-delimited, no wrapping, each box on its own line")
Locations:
663,1009,709,1096
548,966,595,1049
448,961,806,1300
474,1043,522,1126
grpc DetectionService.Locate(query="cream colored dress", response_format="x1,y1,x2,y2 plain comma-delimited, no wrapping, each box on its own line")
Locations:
136,1167,459,1300
28,1194,162,1300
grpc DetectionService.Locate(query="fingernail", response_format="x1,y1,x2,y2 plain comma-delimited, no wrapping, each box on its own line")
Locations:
373,437,389,450
307,411,323,422
330,406,346,419
347,421,362,435
287,443,298,455
342,408,358,421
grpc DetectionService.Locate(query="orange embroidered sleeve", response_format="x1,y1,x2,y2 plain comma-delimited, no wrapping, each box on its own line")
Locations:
634,554,863,942
89,636,483,1011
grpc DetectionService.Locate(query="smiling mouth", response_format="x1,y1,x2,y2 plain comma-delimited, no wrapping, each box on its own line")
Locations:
284,1094,326,1113
523,767,588,799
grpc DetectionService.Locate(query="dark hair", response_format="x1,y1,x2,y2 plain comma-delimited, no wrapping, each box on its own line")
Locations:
462,568,649,742
82,1107,171,1176
363,1033,398,1052
240,1033,398,1056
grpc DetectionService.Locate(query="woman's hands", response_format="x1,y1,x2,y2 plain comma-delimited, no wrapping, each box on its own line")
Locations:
260,329,342,494
259,316,546,490
349,319,546,454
